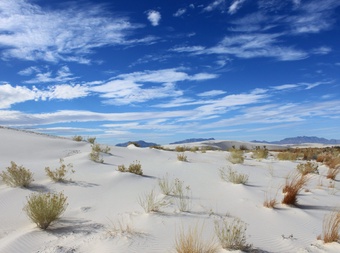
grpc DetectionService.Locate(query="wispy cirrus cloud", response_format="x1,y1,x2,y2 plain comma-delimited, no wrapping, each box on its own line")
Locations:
19,66,78,84
228,0,246,14
0,1,145,63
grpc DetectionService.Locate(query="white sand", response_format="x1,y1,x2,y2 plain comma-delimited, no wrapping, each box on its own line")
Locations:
0,127,339,253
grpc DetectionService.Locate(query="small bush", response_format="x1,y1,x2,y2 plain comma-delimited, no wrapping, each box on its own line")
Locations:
252,146,269,160
177,153,188,162
320,209,340,243
23,192,68,230
138,189,167,213
45,158,74,182
0,161,34,188
214,217,252,251
296,162,319,176
175,146,187,152
72,135,83,142
118,161,143,175
89,150,104,163
227,149,244,164
87,137,96,144
277,151,299,161
282,172,310,205
190,146,199,153
175,223,219,253
128,160,143,175
219,166,248,184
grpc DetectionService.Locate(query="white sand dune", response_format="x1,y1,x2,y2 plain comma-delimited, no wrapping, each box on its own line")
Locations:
0,127,339,253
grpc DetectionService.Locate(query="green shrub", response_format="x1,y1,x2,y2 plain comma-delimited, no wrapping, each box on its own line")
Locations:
87,137,96,144
45,158,74,182
23,192,68,230
227,149,244,164
89,150,104,163
214,217,252,251
175,146,187,152
219,166,248,184
118,161,143,175
0,161,34,188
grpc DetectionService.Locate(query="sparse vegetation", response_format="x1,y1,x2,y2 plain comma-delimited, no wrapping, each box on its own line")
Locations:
326,167,340,180
89,149,104,163
227,149,244,164
118,161,143,175
219,166,248,185
175,223,219,253
252,146,269,160
158,174,174,195
138,189,167,213
45,158,74,182
177,152,188,162
72,135,83,142
282,172,310,205
0,161,34,188
263,192,278,209
319,209,340,243
23,191,68,230
214,217,252,251
277,151,299,161
175,146,187,152
87,137,96,144
296,161,319,176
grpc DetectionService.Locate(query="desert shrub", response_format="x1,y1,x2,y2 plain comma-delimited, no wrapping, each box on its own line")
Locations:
282,172,310,205
23,191,68,230
277,151,299,161
239,144,248,151
325,156,340,169
107,216,138,237
219,166,248,184
45,158,74,182
252,146,269,160
319,209,340,243
89,150,104,163
227,149,244,164
128,160,143,175
138,189,167,213
175,146,187,152
158,174,174,195
296,161,319,176
177,153,188,162
118,161,143,175
87,137,96,144
72,135,83,141
263,192,278,209
214,217,252,251
175,223,219,253
326,167,340,180
91,143,102,152
0,161,34,188
190,146,199,153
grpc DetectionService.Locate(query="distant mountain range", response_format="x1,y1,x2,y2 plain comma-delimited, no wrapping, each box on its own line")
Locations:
170,138,215,145
115,140,159,147
252,136,340,145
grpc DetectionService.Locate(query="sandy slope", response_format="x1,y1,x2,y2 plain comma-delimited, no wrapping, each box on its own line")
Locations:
0,127,339,253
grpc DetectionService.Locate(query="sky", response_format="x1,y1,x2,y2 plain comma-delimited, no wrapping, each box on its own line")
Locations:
1,0,340,145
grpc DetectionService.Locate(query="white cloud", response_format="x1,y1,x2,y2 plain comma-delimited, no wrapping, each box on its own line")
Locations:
312,46,332,55
203,0,226,12
0,84,39,109
147,10,161,26
0,1,143,63
197,90,226,97
174,8,186,17
228,0,246,14
24,66,77,84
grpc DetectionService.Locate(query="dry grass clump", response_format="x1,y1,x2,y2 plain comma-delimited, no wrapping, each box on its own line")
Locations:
263,192,278,209
89,149,104,163
23,191,68,230
175,223,219,253
72,135,83,141
296,161,319,176
177,153,188,162
282,172,310,205
45,158,74,182
158,173,174,195
252,146,269,160
214,217,252,251
173,178,192,212
87,136,96,144
138,189,167,213
219,166,248,185
175,146,187,152
0,161,34,188
118,161,143,175
319,209,340,243
326,166,340,180
277,151,299,161
227,149,244,164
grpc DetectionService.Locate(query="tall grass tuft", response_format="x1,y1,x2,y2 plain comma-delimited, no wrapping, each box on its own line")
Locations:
282,172,310,205
320,209,340,243
227,149,244,164
219,166,248,185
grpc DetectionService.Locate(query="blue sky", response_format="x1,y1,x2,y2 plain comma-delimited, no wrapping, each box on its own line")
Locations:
1,0,340,144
